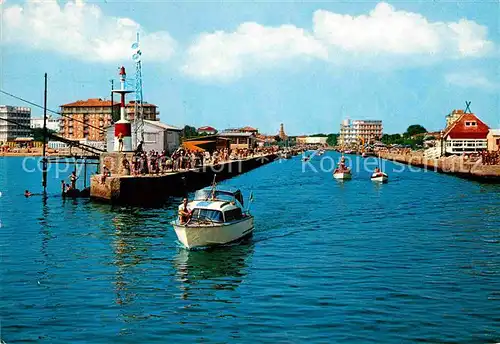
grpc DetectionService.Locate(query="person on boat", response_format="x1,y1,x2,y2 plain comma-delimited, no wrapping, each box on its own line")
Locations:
61,180,66,195
178,198,192,225
70,171,78,189
374,167,381,173
24,190,32,197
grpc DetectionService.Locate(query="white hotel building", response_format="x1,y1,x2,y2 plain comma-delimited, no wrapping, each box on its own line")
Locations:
0,105,32,143
339,119,383,146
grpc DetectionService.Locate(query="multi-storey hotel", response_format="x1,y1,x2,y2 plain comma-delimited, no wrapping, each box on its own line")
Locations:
339,119,383,146
59,98,159,141
0,105,32,143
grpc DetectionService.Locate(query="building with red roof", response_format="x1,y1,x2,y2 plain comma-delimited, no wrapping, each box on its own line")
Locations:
239,126,258,134
442,111,490,155
197,126,217,135
60,98,158,141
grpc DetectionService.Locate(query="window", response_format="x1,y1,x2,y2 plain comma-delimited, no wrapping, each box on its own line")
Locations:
224,208,243,222
144,132,157,143
496,138,500,145
191,209,223,223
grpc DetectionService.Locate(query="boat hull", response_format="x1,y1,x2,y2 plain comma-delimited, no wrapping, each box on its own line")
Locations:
173,217,254,249
333,172,352,180
371,173,388,183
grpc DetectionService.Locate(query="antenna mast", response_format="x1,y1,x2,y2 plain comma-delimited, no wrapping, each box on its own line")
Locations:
132,32,144,148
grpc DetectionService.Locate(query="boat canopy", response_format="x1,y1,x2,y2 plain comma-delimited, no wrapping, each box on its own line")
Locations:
194,186,244,206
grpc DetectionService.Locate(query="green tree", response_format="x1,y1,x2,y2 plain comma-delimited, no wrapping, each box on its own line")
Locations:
381,133,403,145
181,125,198,139
32,128,56,141
274,135,282,142
405,124,427,138
326,133,338,146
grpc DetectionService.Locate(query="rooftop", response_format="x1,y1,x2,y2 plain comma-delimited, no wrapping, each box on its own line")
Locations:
198,126,217,131
240,126,258,131
126,101,157,108
61,98,118,107
144,120,181,131
219,132,255,137
443,113,490,139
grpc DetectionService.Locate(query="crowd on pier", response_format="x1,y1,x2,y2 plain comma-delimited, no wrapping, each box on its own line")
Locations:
480,150,500,165
118,146,281,176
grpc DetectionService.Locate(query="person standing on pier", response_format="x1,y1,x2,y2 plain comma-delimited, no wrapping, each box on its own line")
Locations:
122,156,131,176
118,133,124,152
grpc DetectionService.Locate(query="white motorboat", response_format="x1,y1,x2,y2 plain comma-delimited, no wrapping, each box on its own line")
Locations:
172,185,254,249
333,169,352,180
371,171,388,183
333,154,351,179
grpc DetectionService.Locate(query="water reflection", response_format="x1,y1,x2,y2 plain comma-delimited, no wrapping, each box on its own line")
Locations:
173,243,254,300
110,212,159,307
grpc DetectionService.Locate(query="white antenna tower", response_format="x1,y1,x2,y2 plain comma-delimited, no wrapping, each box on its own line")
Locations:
131,32,144,148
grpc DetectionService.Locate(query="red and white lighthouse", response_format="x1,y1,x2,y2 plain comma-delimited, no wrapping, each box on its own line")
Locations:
113,66,134,152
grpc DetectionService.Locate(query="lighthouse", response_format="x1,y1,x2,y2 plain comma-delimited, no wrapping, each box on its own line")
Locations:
112,66,134,152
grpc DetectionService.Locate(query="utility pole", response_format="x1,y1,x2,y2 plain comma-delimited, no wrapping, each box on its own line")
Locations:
42,73,48,194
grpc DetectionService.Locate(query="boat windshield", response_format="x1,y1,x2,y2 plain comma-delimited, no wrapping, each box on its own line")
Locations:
194,189,243,205
191,209,224,223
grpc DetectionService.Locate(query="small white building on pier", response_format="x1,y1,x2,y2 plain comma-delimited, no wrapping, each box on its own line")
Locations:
106,120,182,153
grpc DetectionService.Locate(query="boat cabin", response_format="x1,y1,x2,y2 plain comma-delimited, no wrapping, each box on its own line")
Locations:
189,203,245,224
183,186,248,224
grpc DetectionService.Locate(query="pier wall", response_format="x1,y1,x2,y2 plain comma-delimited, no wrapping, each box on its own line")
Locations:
90,153,277,205
379,152,500,182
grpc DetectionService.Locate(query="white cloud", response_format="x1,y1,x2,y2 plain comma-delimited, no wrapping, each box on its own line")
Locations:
182,22,327,80
183,2,494,80
1,0,176,62
445,71,498,91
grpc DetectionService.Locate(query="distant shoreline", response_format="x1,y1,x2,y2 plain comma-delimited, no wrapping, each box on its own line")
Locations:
0,152,78,157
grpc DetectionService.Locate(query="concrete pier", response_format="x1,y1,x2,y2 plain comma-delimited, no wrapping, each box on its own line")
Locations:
379,152,500,182
90,153,277,205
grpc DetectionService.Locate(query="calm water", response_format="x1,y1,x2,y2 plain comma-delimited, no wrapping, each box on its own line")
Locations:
1,154,499,343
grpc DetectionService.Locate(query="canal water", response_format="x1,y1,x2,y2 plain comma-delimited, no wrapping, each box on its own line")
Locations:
1,153,499,343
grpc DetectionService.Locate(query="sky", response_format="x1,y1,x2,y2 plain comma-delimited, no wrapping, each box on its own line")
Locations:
0,0,499,136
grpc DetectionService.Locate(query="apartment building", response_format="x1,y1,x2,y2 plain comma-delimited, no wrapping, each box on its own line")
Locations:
339,119,383,145
0,105,32,143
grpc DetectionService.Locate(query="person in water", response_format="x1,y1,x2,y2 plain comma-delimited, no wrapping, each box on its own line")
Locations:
178,198,192,225
24,190,32,197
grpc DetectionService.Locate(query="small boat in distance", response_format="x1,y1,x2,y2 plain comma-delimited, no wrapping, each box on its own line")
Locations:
333,155,352,180
371,170,389,183
172,181,254,249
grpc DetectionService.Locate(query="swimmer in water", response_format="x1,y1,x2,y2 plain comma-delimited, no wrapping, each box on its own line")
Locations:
24,190,32,197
